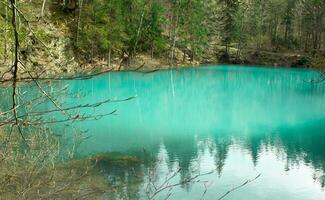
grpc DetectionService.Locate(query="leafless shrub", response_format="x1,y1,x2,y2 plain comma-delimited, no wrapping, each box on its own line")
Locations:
0,127,109,199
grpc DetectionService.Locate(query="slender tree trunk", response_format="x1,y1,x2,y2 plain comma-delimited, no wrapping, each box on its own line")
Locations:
4,4,8,63
10,0,19,93
76,0,83,46
132,3,146,58
108,47,111,68
170,12,178,65
91,43,94,63
183,51,185,62
41,0,47,17
225,42,229,55
321,31,325,47
319,34,322,49
313,30,318,50
151,41,154,59
236,42,241,60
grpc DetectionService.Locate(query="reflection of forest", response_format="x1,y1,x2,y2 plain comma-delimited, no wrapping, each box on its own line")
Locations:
95,120,325,200
162,120,325,187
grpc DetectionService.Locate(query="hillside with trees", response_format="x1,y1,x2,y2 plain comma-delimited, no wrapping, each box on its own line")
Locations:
0,0,325,78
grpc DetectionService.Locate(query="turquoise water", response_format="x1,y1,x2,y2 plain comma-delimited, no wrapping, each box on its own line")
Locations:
6,65,325,199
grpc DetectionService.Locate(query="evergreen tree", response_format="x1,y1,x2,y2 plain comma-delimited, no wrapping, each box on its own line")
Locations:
218,0,240,55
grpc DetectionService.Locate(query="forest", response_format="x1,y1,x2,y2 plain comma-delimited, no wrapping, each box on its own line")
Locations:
0,0,325,77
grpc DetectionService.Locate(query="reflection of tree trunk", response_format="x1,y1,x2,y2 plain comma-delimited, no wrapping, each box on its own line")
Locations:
170,70,175,97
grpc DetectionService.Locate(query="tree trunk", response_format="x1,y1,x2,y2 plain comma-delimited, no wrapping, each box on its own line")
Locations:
108,47,111,68
170,12,178,65
9,0,20,132
91,43,94,64
76,0,83,46
151,41,154,59
41,0,47,17
4,3,8,63
132,3,146,58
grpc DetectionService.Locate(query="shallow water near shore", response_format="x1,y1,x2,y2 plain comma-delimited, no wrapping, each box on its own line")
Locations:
7,65,325,199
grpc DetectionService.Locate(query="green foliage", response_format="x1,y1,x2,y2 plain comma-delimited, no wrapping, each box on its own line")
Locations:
77,0,128,60
1,0,325,65
76,0,169,60
141,0,167,55
74,0,211,62
218,0,240,51
312,54,325,68
233,2,248,50
39,0,325,65
178,0,209,58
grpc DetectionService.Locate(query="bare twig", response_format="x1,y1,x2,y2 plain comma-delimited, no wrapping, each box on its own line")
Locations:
0,68,116,83
148,169,214,200
21,97,134,117
217,174,261,200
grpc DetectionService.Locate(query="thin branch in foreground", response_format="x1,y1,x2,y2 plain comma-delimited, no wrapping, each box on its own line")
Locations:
217,173,261,200
0,68,115,83
25,97,135,117
25,110,117,126
0,85,68,119
148,169,215,200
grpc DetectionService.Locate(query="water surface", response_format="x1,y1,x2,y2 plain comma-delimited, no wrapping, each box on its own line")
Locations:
14,66,325,199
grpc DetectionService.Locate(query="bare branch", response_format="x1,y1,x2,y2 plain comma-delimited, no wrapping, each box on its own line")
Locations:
0,68,115,83
148,168,215,200
217,174,261,200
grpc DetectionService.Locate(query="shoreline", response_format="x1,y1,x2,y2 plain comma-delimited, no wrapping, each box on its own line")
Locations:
0,52,323,85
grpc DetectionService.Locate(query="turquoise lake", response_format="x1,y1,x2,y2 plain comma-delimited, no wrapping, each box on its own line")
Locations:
7,65,325,199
